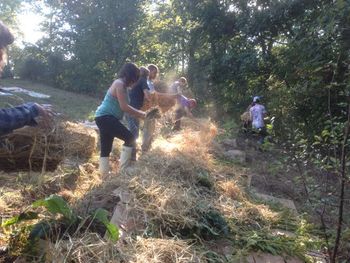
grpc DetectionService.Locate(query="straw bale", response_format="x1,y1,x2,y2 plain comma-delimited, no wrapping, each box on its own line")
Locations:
0,121,97,172
132,237,204,263
58,121,97,159
0,126,64,171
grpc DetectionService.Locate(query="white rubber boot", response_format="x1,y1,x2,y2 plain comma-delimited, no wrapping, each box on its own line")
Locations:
119,146,133,172
99,157,110,176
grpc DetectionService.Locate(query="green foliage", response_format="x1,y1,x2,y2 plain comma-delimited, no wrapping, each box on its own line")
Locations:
220,119,239,139
18,57,47,81
32,194,76,222
4,194,119,260
93,208,119,242
1,64,14,79
2,212,39,227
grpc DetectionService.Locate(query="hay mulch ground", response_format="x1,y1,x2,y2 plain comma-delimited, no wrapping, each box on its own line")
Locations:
0,116,320,262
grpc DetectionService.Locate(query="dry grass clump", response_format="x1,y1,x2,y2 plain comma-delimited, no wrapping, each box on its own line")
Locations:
217,180,243,201
128,177,199,232
131,237,204,263
235,202,280,225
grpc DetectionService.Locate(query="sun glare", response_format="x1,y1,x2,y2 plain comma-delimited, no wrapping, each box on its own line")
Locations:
17,3,46,44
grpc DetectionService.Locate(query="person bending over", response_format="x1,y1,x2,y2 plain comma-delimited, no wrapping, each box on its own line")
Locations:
95,63,147,175
173,95,197,131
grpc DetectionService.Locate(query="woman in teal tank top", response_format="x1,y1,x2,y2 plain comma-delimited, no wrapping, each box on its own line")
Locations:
95,63,146,175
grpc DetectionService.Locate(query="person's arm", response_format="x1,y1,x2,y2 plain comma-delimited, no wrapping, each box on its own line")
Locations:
176,85,182,95
112,80,146,119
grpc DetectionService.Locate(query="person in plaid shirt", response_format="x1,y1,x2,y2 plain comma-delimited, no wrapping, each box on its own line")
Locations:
0,20,53,136
0,102,53,136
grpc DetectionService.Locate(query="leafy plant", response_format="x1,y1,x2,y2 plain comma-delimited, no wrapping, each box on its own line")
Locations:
93,208,119,242
2,194,119,260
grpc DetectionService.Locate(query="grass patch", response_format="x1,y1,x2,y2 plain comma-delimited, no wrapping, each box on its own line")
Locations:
0,79,100,121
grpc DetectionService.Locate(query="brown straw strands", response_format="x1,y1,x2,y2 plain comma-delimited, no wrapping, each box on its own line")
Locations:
44,233,123,263
58,121,97,159
130,237,205,263
0,126,64,171
45,235,204,263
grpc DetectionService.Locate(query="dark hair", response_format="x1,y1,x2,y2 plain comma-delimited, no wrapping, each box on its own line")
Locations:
0,20,14,49
0,20,14,73
139,66,150,78
118,62,140,87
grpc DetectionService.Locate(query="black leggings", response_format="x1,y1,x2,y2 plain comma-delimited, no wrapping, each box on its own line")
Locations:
95,115,135,157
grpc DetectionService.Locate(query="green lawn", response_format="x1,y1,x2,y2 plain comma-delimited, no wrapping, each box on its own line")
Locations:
0,79,100,121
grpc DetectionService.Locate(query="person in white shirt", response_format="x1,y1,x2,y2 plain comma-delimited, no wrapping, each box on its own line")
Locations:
249,96,267,143
147,64,158,93
170,77,187,94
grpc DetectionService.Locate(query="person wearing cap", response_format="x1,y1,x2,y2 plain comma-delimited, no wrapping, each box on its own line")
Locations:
249,96,267,143
0,20,53,137
173,95,197,131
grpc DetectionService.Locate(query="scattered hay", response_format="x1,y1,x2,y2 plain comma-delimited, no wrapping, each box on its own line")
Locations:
128,177,199,232
217,180,243,201
46,233,123,263
73,119,220,238
131,237,204,263
235,202,280,225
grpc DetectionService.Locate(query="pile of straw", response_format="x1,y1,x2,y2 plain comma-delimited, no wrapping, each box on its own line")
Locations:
74,118,220,239
45,117,282,262
0,121,97,172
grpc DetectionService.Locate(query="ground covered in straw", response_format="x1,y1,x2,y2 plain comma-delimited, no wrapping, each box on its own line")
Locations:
0,116,321,262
